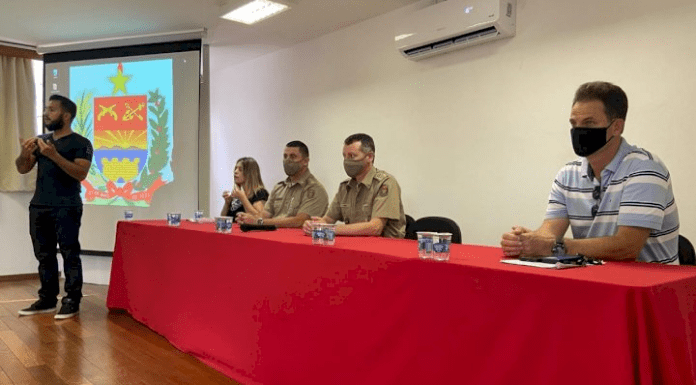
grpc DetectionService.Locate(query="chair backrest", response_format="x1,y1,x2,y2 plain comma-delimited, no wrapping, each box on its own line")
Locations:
408,216,462,244
404,214,417,240
679,235,696,265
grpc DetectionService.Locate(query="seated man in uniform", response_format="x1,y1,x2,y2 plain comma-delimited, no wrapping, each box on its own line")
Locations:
237,141,328,227
302,133,406,238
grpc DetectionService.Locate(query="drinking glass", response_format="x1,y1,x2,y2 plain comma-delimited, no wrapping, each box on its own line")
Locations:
167,212,181,226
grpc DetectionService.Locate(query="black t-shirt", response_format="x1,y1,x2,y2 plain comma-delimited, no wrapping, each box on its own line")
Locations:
226,189,270,218
30,132,93,207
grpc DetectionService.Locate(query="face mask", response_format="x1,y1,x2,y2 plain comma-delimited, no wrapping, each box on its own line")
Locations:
283,159,302,176
343,159,366,178
570,121,614,157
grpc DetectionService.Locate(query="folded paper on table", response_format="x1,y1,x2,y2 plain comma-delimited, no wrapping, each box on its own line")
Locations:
500,258,585,269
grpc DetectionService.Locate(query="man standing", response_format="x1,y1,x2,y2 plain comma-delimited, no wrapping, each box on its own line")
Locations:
500,82,679,263
237,141,328,228
303,133,406,238
15,94,93,319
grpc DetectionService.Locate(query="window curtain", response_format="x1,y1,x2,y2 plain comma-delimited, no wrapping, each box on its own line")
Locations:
0,52,37,191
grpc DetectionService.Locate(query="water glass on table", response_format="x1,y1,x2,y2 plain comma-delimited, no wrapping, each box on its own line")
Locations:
311,222,325,245
433,232,452,261
323,224,337,246
417,231,434,259
215,216,233,233
167,212,181,226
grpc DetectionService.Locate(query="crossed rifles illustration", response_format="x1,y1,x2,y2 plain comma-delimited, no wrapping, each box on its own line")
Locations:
97,102,145,121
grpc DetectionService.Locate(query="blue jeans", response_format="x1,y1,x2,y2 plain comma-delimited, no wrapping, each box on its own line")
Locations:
29,205,83,305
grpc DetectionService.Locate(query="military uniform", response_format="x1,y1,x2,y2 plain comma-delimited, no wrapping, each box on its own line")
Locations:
265,170,329,219
326,167,406,238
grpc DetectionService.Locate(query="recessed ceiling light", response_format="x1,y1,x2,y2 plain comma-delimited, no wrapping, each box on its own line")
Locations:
221,0,291,25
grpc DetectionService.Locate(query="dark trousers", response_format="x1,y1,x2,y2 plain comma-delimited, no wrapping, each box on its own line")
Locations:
29,206,83,305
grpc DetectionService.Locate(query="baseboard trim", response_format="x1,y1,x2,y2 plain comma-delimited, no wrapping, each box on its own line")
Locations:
82,250,113,257
0,273,40,282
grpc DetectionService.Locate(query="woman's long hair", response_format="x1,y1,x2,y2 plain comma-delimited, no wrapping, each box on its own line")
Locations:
236,157,265,195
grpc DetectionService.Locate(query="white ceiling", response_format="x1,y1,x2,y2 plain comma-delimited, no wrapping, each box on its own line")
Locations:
0,0,422,64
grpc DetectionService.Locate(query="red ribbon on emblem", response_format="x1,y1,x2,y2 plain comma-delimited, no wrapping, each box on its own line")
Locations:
82,177,165,205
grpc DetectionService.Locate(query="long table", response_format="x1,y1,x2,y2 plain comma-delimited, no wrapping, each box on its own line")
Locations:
107,220,696,385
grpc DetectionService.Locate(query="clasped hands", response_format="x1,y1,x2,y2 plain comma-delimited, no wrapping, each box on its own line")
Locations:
301,216,325,235
20,137,58,159
235,212,258,225
500,226,556,257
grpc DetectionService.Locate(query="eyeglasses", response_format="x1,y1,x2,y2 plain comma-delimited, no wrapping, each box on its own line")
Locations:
591,185,601,217
560,255,604,266
569,256,604,266
585,257,603,265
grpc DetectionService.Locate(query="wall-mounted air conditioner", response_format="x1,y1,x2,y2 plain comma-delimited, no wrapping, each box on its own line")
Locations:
395,0,516,60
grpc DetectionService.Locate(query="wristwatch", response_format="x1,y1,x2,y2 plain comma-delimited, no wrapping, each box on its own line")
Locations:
256,217,264,225
552,240,566,256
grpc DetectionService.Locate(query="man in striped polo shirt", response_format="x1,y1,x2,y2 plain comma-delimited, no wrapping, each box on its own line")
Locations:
501,81,680,264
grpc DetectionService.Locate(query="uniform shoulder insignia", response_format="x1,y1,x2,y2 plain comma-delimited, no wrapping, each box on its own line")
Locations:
306,188,315,199
374,170,391,182
379,184,389,197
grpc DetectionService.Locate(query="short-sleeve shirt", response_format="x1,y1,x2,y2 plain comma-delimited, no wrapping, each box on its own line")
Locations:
264,170,328,219
545,138,679,263
30,132,93,207
326,167,406,238
226,189,270,218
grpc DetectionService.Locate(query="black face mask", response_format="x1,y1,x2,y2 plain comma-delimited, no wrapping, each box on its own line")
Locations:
570,121,614,157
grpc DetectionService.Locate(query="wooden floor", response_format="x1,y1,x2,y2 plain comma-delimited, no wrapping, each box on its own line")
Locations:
0,279,240,385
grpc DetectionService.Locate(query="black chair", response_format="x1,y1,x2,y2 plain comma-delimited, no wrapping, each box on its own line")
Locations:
678,235,695,265
404,214,416,240
408,216,462,244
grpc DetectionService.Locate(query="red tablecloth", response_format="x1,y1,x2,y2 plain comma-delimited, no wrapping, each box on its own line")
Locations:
107,220,696,385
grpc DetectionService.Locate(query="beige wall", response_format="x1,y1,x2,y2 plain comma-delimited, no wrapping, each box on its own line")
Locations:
209,0,696,247
3,0,695,277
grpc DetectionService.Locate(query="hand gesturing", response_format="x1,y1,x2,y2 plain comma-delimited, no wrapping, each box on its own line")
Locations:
36,138,58,159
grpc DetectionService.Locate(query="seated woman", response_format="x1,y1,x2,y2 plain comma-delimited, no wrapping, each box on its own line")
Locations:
220,157,269,219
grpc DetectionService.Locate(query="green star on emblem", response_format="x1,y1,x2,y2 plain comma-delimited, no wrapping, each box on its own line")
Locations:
110,70,131,95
